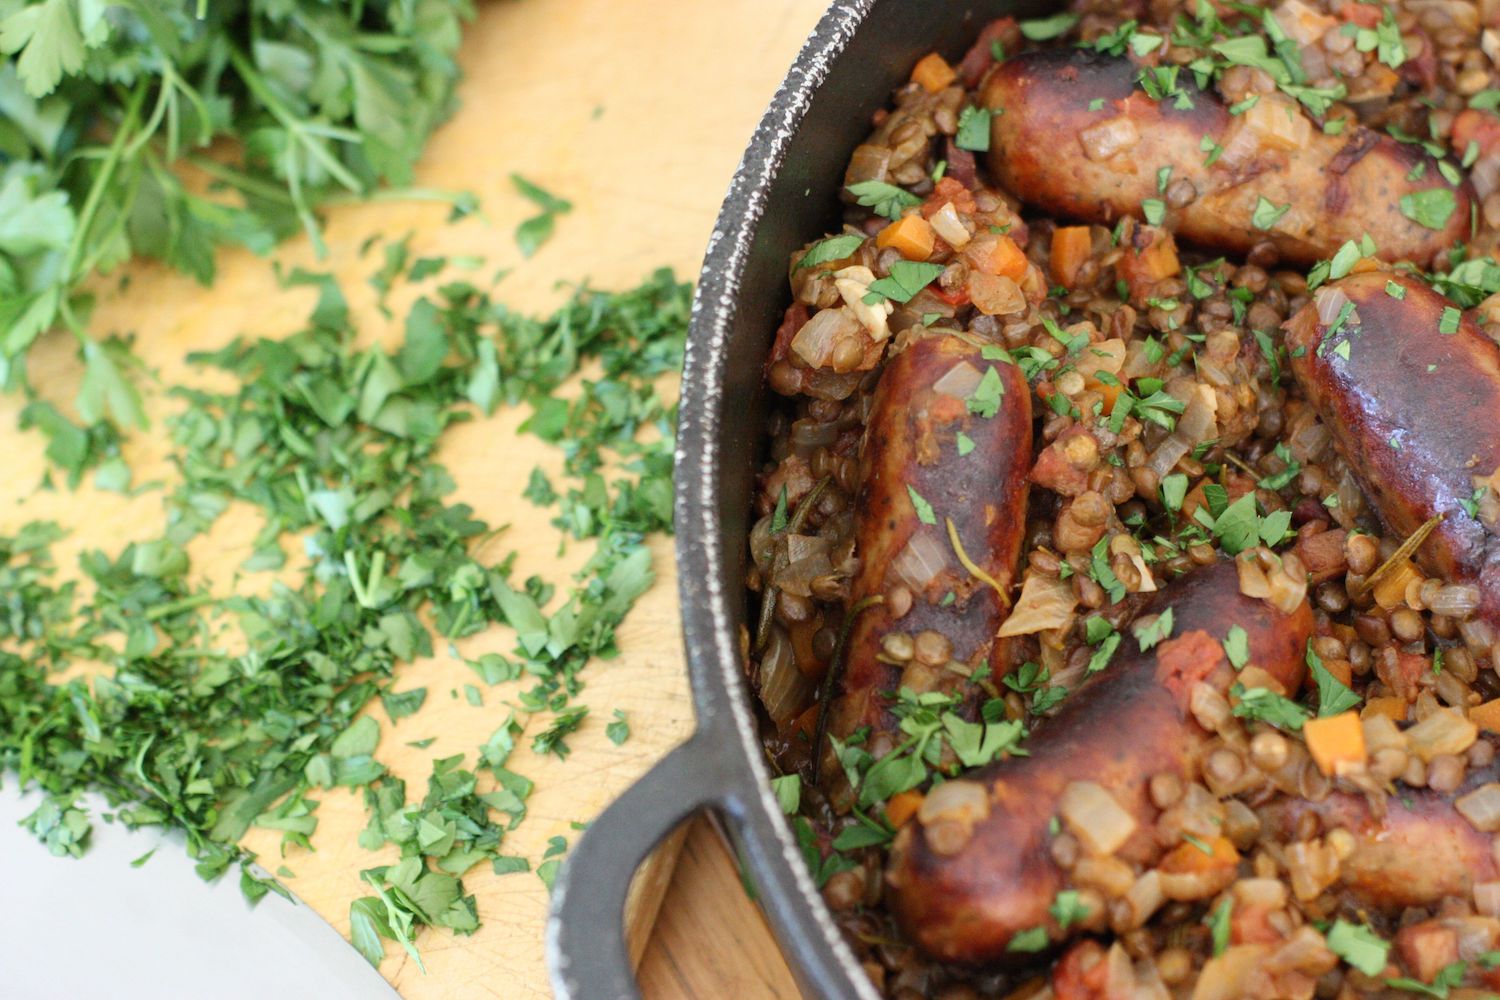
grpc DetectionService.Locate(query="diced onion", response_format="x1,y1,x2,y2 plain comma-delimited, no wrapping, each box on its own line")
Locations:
890,530,950,593
1233,878,1287,910
1192,946,1271,1000
1122,870,1166,928
1273,0,1337,45
1406,707,1479,763
1059,780,1138,855
1475,881,1500,916
791,307,861,368
1177,383,1219,446
1284,840,1340,900
998,574,1077,637
758,627,813,725
1145,434,1191,482
1313,286,1358,330
968,273,1026,316
1237,551,1272,600
1074,338,1127,381
1457,784,1500,832
932,360,983,400
1079,116,1139,161
1243,95,1312,152
1215,122,1263,172
834,265,894,343
929,202,971,249
917,778,989,826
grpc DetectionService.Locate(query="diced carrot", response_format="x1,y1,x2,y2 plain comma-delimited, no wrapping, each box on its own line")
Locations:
1397,921,1460,985
1349,256,1384,275
965,232,1028,280
1361,696,1408,723
1304,711,1366,776
911,52,957,93
1159,835,1239,873
1320,656,1352,687
1373,559,1422,610
886,790,925,828
1050,226,1093,288
1472,699,1500,734
876,215,935,261
1118,226,1181,302
929,393,967,424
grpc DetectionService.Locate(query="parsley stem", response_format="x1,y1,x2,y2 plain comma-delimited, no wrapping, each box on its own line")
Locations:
59,85,148,338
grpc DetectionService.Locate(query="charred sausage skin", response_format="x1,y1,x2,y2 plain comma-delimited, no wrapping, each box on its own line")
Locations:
1285,271,1500,627
886,561,1314,964
827,333,1032,745
980,48,1473,268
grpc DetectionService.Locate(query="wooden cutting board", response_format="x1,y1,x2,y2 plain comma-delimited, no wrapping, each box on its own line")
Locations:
0,0,818,995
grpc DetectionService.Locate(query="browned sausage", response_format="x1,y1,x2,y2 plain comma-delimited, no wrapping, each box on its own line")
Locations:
1262,762,1500,911
886,561,1313,964
1285,271,1500,628
826,332,1031,750
981,48,1473,268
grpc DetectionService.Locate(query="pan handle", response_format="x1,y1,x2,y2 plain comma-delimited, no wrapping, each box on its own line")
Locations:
546,733,731,1000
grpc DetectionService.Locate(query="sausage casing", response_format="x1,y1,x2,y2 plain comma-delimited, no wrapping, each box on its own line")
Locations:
828,333,1031,745
981,48,1472,268
885,561,1313,963
1263,766,1500,911
1286,271,1500,627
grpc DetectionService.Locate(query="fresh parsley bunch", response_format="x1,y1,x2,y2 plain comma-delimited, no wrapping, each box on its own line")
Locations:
0,0,473,426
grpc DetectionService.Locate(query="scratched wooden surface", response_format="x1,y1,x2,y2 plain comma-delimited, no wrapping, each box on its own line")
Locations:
0,0,822,996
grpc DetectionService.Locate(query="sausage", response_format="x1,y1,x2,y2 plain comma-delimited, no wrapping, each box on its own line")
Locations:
825,332,1031,750
1262,774,1500,913
980,48,1473,268
1285,271,1500,628
886,561,1313,964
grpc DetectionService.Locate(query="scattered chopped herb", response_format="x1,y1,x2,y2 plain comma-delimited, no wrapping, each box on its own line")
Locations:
1019,12,1079,40
907,485,937,525
1007,926,1051,952
955,106,994,152
798,233,865,270
1400,188,1458,231
864,260,946,305
846,180,921,221
1207,897,1232,956
511,174,573,257
1133,608,1175,651
1251,196,1291,231
1223,625,1250,669
1231,683,1309,731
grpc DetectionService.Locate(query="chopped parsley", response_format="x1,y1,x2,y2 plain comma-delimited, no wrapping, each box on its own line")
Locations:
1223,625,1250,669
907,485,938,525
1133,608,1175,651
1327,920,1390,976
1018,12,1079,40
1251,197,1291,231
955,106,994,152
1400,188,1458,231
1231,683,1309,731
1307,642,1360,716
798,233,865,270
967,366,1005,418
864,260,945,304
846,180,921,220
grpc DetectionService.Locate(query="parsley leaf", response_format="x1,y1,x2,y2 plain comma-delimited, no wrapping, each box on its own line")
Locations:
1327,920,1390,976
955,106,993,152
798,233,865,270
846,180,921,221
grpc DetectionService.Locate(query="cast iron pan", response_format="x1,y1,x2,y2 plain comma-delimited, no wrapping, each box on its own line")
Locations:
547,1,1047,996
